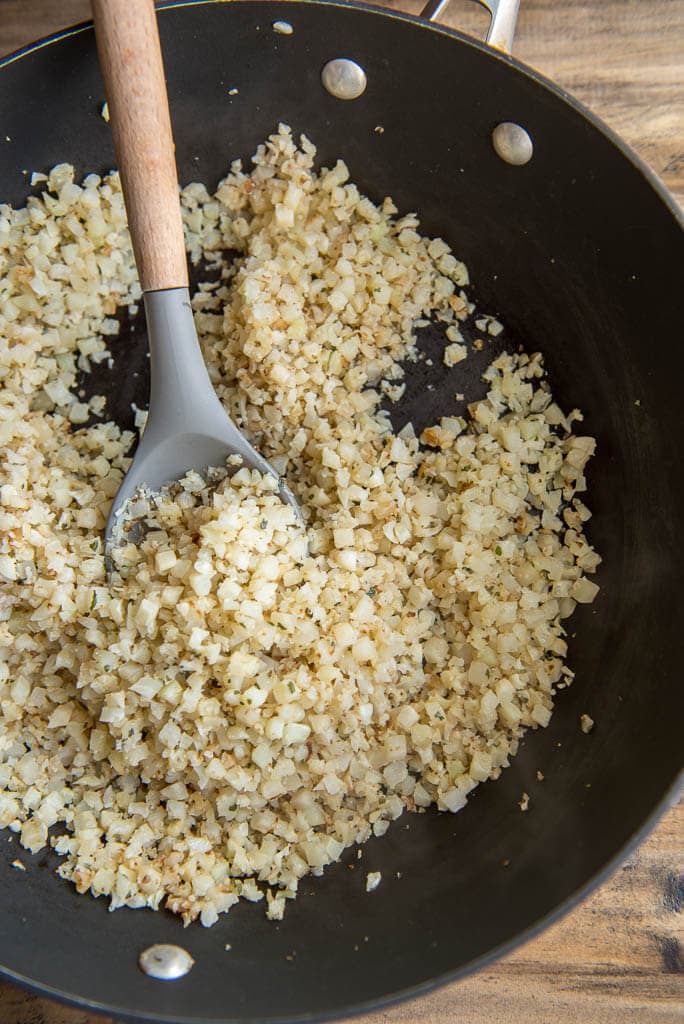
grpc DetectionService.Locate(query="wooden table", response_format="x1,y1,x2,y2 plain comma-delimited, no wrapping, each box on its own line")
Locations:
0,2,682,1022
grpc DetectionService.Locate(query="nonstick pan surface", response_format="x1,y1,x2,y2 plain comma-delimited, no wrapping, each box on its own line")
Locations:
0,3,683,1022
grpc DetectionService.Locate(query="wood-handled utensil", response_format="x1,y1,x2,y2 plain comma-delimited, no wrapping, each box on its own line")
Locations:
91,0,300,557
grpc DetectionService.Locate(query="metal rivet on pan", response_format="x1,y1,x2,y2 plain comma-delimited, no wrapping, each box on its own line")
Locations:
139,944,195,981
492,122,533,166
321,59,367,100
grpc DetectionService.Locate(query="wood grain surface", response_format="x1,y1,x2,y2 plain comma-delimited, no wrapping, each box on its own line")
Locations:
0,2,682,1023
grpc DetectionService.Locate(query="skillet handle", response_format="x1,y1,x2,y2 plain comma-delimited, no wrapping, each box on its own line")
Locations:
92,0,188,292
420,0,520,54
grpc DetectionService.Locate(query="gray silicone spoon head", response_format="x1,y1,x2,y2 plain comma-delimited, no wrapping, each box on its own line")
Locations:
104,287,300,548
92,0,300,563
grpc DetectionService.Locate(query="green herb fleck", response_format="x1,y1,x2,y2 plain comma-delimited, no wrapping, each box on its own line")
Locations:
495,545,502,556
367,587,376,598
287,681,295,693
90,592,97,609
260,519,268,530
90,540,99,551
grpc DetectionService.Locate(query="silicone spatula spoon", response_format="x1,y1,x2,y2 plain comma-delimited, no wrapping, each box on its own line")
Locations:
92,0,300,558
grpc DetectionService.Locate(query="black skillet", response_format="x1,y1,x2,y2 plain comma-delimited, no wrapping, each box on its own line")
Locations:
0,1,682,1022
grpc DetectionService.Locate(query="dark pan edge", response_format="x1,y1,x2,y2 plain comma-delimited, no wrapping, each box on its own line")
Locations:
2,771,682,1024
1,0,682,228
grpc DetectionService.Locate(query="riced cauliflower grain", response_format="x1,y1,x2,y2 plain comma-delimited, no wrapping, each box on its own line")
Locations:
366,871,382,892
0,125,600,926
444,342,467,367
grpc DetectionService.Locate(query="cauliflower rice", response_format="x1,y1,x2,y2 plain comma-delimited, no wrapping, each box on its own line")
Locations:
0,125,600,926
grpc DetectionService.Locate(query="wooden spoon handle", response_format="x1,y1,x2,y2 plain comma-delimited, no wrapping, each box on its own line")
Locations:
92,0,188,292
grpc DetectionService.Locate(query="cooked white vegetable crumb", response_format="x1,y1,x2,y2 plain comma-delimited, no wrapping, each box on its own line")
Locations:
580,714,595,734
519,792,530,812
365,871,382,892
444,342,467,367
0,125,600,926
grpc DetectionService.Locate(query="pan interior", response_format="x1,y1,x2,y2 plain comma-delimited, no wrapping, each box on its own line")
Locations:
0,3,682,1023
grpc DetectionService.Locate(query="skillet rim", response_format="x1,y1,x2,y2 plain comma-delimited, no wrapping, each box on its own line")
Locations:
1,0,682,230
0,2,682,1022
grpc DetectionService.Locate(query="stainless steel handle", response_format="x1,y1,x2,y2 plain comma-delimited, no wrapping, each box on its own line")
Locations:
420,0,520,54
